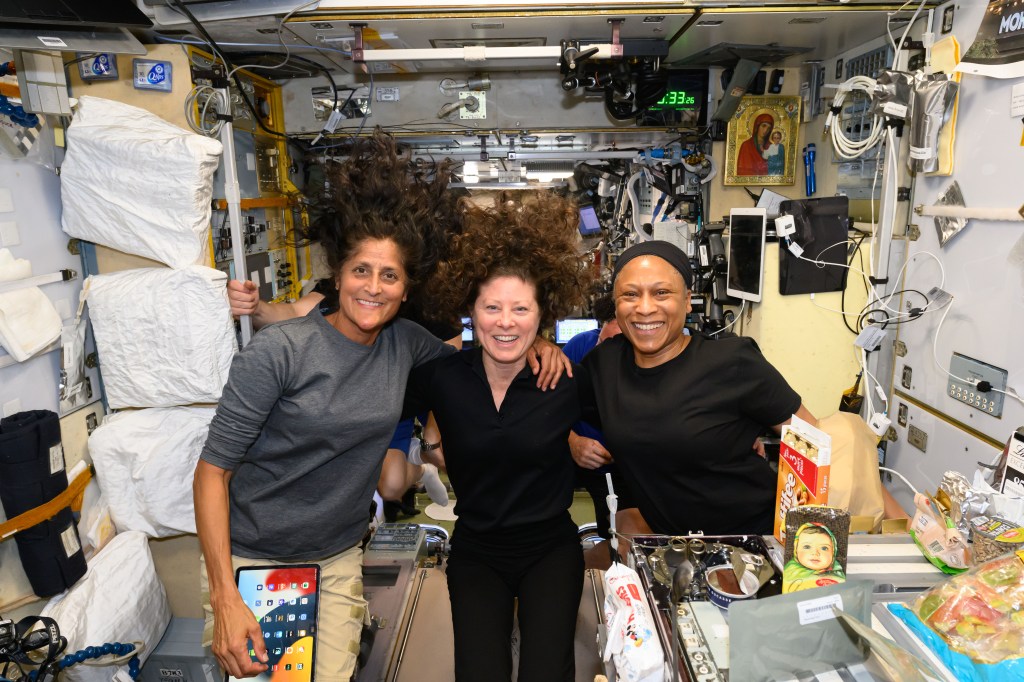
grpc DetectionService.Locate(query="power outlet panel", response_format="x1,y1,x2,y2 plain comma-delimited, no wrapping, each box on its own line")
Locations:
948,352,1008,417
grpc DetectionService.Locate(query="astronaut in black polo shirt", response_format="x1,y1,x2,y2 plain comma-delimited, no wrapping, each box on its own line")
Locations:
580,240,818,536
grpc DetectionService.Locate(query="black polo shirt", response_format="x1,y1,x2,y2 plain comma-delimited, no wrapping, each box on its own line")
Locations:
578,334,802,535
404,348,581,539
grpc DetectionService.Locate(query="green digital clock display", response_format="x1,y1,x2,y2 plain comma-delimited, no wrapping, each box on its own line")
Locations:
651,90,697,110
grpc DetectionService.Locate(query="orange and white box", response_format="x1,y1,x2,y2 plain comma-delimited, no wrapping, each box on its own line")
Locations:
774,415,832,543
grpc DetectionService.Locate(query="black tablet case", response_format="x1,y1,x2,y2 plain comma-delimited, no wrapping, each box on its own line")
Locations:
778,196,850,295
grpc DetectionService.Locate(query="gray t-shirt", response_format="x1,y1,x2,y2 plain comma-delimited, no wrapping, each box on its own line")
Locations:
200,311,453,561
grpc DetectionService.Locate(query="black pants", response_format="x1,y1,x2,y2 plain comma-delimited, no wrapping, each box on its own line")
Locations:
447,529,584,682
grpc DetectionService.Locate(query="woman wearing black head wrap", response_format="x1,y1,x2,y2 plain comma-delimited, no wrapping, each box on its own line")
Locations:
577,240,818,536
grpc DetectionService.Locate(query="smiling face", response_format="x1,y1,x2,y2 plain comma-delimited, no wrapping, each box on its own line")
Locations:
472,275,540,372
330,237,408,346
613,255,691,368
795,528,835,571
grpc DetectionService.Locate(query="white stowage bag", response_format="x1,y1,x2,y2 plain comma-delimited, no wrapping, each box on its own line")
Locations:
41,531,172,682
603,562,666,682
61,95,222,268
90,406,216,537
86,265,236,409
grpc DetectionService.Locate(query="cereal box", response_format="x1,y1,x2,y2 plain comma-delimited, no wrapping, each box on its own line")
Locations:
774,414,832,543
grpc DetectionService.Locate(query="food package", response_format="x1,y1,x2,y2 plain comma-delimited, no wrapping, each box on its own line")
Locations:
602,562,666,682
914,550,1024,665
783,506,850,594
774,414,832,542
970,516,1024,565
910,493,970,573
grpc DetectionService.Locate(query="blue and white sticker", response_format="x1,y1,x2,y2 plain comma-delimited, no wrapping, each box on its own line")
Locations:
132,59,173,92
77,53,118,81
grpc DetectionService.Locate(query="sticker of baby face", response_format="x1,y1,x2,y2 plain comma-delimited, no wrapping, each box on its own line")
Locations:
795,528,835,571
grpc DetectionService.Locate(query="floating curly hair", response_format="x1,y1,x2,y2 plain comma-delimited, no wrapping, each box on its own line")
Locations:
297,129,460,295
428,191,593,331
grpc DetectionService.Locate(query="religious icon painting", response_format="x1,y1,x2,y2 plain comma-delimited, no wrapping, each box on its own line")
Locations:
724,95,802,186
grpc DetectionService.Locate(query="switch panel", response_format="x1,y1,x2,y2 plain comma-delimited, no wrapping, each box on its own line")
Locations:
948,353,1008,418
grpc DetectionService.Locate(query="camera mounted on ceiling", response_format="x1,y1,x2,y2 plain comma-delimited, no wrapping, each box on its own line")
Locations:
559,20,669,122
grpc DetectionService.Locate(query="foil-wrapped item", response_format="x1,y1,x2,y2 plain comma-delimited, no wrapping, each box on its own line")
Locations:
934,180,968,247
940,470,991,536
872,70,914,119
908,71,959,173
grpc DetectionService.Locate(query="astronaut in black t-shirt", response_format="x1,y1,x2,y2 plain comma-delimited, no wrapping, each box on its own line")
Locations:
579,241,818,536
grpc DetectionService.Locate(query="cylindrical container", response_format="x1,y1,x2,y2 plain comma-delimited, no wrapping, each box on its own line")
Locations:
969,516,1024,564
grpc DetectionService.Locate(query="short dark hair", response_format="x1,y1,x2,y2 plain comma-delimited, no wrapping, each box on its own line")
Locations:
592,293,616,324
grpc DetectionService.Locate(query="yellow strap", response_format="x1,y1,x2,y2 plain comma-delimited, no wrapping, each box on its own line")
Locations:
0,468,92,541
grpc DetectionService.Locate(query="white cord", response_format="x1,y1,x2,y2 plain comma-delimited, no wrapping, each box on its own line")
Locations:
184,84,228,136
825,76,885,159
879,466,919,496
889,0,930,58
930,299,975,386
709,300,745,336
991,386,1024,406
860,347,877,417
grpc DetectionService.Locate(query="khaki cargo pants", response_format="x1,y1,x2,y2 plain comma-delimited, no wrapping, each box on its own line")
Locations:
201,544,367,681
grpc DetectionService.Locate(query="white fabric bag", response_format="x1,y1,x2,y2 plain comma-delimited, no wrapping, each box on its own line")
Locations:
61,96,222,268
90,406,215,537
86,265,236,408
40,531,172,682
0,287,62,362
0,248,62,361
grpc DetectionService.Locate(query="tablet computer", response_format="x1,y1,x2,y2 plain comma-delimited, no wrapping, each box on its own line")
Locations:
726,207,768,303
227,564,321,682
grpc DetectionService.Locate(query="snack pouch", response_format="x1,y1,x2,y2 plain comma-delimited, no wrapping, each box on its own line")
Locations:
602,561,666,682
910,493,970,574
914,550,1024,665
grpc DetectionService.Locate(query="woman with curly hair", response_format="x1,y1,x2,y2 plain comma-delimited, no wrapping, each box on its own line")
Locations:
405,191,593,682
194,134,566,682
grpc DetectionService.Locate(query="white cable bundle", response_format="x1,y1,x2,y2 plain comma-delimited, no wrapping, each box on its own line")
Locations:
825,76,885,159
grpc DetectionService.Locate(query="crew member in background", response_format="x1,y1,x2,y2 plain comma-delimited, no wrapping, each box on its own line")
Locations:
563,294,651,558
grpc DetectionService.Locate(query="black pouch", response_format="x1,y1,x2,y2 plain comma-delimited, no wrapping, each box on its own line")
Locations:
0,410,87,596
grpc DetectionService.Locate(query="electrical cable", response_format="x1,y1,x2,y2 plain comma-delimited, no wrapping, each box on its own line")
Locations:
168,0,306,148
841,232,869,334
225,0,320,80
879,466,919,495
889,0,930,58
709,300,745,336
824,75,885,159
230,51,339,111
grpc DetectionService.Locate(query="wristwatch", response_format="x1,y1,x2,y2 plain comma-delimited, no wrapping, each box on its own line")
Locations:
422,441,443,452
